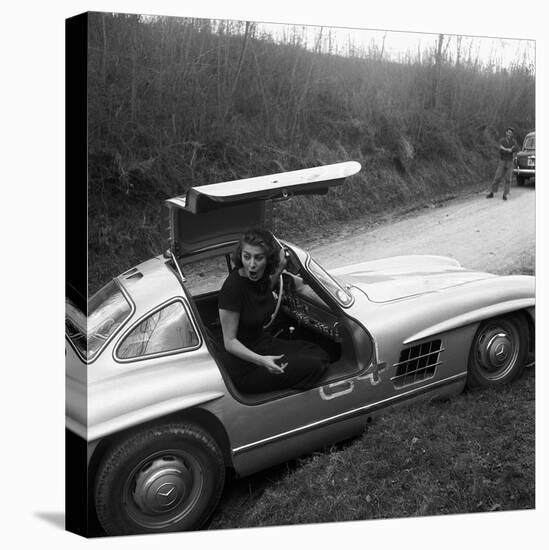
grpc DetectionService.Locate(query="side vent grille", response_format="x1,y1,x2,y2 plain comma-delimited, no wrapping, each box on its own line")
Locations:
392,339,443,389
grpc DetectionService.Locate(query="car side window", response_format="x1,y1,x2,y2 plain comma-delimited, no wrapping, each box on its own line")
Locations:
117,301,199,360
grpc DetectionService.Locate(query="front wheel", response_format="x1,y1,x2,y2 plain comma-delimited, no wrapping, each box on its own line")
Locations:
467,313,529,388
94,423,225,536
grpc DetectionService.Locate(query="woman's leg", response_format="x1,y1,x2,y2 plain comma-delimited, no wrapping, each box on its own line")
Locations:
259,338,329,390
221,338,329,394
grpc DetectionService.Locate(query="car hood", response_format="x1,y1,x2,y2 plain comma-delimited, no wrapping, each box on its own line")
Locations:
329,255,496,303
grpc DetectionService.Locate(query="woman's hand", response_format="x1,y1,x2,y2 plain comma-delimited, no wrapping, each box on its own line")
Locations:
261,354,287,374
277,247,288,270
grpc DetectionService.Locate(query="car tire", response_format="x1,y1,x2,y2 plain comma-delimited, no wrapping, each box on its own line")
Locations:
94,423,225,536
466,313,529,389
516,175,525,186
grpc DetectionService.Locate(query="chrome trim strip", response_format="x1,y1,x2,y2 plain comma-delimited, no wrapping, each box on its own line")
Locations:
167,249,186,282
232,372,467,455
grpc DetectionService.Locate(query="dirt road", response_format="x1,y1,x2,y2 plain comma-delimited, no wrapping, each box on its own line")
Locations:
307,186,535,276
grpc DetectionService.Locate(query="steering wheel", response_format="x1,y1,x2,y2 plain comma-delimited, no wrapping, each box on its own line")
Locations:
263,273,296,329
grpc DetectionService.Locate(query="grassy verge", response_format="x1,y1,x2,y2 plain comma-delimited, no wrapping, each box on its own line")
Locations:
210,367,534,529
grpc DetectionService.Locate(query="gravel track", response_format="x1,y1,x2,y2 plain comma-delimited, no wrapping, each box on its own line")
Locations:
307,186,535,275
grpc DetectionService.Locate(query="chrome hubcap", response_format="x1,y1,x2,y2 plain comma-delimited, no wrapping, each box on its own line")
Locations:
485,333,511,369
124,451,204,529
476,324,519,380
133,456,191,515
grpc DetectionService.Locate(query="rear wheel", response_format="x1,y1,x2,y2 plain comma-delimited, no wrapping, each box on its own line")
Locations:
94,423,225,535
467,313,528,388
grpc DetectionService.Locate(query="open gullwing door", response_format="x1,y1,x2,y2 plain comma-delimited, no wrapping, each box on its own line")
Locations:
162,161,361,261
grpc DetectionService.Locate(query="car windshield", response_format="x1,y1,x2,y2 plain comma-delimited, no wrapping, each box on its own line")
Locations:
65,280,133,361
523,135,535,150
307,258,353,307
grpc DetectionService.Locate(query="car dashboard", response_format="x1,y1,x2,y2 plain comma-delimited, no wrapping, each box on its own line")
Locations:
280,289,343,343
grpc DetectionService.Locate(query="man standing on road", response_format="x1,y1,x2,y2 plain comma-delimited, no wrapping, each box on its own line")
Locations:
487,127,519,201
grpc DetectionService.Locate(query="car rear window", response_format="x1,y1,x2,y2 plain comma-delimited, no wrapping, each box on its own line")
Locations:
65,280,133,361
116,300,200,360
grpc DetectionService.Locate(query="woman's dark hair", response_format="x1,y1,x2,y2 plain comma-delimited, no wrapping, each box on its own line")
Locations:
233,228,279,275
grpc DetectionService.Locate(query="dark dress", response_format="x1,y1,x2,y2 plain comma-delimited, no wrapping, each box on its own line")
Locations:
218,269,329,393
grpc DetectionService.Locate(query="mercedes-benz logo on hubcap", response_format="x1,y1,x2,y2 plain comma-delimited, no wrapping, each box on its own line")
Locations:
495,343,507,358
156,483,178,506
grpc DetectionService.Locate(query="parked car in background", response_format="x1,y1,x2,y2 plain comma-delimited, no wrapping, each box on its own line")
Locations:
66,161,535,536
513,131,535,186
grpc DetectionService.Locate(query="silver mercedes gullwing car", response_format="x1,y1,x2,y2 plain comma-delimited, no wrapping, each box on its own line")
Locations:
66,161,535,536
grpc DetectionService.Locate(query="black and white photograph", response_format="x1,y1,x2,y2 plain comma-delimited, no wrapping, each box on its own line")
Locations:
3,1,546,549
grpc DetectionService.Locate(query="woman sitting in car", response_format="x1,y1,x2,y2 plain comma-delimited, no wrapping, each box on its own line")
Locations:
218,228,328,393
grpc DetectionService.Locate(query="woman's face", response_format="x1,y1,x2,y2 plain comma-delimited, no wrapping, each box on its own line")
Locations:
240,243,267,282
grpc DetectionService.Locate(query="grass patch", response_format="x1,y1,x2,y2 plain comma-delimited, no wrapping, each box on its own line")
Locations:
210,368,534,529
